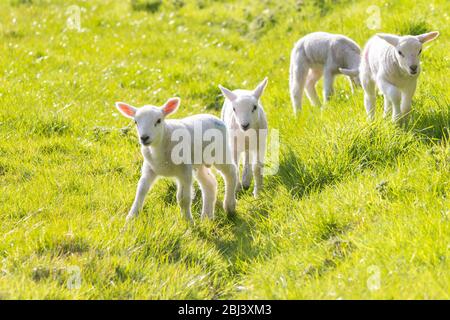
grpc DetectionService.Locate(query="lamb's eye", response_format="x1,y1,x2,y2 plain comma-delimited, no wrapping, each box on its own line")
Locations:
418,49,422,55
233,107,236,112
252,105,257,112
398,50,403,56
155,118,161,126
134,120,137,125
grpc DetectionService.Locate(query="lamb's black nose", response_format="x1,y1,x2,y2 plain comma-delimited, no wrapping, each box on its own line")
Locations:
140,135,150,144
410,65,418,73
241,123,250,131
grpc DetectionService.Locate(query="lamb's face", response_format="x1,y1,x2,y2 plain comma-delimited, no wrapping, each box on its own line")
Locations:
395,37,422,76
377,32,439,77
115,98,180,147
231,95,260,132
219,77,268,132
134,106,165,146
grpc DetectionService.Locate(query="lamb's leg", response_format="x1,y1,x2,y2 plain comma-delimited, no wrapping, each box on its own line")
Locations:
231,135,242,191
400,85,416,126
195,166,217,220
378,79,401,123
242,148,252,190
383,95,392,119
127,164,157,221
215,163,237,214
362,77,376,121
176,170,194,223
323,69,335,103
290,61,309,114
305,68,322,107
252,129,266,197
348,77,355,95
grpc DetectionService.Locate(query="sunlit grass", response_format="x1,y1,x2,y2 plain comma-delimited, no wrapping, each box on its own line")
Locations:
0,0,449,299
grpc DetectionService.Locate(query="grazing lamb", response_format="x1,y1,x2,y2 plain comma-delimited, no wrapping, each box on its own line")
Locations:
360,31,439,123
219,78,268,197
289,32,361,113
115,98,237,223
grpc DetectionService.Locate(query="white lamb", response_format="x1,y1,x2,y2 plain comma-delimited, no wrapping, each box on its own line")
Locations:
219,78,268,197
115,98,237,223
360,31,439,123
289,32,361,113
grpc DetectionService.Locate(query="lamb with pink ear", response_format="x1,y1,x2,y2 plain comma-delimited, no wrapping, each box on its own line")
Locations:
115,98,237,223
360,31,439,123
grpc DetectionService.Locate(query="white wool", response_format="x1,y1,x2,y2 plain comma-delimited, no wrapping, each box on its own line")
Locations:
219,78,268,197
289,32,361,113
115,98,237,222
360,31,439,122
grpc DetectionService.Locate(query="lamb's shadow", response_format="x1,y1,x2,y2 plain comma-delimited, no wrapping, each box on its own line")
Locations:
273,149,341,200
193,208,268,275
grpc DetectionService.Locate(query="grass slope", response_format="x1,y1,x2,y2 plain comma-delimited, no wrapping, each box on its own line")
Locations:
0,0,449,299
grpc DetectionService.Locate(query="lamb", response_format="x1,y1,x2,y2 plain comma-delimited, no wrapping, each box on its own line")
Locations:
115,98,237,223
219,78,268,197
360,31,439,123
289,32,361,113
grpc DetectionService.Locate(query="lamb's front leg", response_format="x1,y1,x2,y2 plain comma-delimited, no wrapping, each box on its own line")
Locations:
127,164,157,221
400,84,416,126
242,149,252,190
378,79,401,123
252,131,266,197
176,169,194,224
323,70,335,103
383,95,392,119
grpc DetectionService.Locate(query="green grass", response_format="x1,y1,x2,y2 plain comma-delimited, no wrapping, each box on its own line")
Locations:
0,0,449,299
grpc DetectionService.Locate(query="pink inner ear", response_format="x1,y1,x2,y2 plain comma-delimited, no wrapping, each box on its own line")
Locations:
163,98,180,115
421,32,439,43
117,103,135,117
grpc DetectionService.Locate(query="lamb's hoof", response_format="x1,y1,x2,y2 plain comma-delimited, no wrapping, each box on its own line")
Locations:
200,212,214,221
126,213,136,222
242,183,251,190
223,200,236,215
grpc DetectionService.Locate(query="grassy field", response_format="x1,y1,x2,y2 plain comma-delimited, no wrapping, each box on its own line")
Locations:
0,0,449,299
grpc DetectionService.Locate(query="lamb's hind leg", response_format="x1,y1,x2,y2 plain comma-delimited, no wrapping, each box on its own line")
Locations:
362,76,376,121
215,163,237,214
305,68,322,107
290,59,309,114
176,169,194,223
195,166,217,220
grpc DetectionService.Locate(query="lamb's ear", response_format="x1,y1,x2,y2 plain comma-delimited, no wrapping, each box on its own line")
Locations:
339,68,359,77
376,33,400,47
253,77,268,99
162,97,180,116
416,31,439,44
218,85,237,102
115,102,137,119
